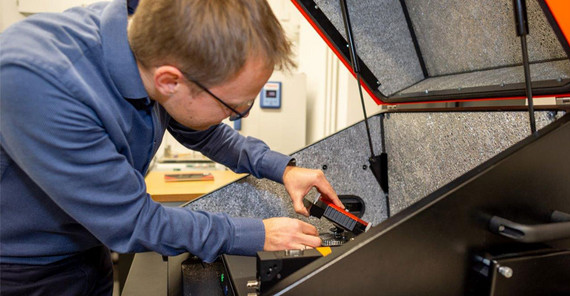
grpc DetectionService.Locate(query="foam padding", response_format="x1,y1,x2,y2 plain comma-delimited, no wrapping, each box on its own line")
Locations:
183,111,564,232
384,111,565,213
405,0,568,76
308,0,569,98
399,59,570,95
184,116,386,232
314,0,424,96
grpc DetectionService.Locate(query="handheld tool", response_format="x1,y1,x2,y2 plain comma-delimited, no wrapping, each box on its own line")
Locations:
303,194,371,235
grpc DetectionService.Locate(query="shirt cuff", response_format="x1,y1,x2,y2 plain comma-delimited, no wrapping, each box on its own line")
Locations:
228,217,265,256
260,150,292,184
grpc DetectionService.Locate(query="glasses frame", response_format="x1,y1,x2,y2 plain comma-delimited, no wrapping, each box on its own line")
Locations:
187,78,254,121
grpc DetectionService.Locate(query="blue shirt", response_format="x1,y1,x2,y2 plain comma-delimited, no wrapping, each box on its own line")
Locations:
0,0,291,264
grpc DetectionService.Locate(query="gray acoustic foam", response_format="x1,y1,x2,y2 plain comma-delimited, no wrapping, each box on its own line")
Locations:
183,110,564,232
311,0,568,97
384,110,565,213
184,116,386,233
399,59,570,95
314,0,424,96
405,0,568,76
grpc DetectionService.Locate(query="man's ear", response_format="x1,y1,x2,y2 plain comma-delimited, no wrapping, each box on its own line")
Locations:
153,66,184,97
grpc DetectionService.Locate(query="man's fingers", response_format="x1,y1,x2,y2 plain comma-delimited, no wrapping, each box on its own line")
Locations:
331,196,345,209
263,217,322,251
321,190,344,209
318,190,344,209
293,199,310,217
298,220,318,236
298,233,321,248
313,173,344,210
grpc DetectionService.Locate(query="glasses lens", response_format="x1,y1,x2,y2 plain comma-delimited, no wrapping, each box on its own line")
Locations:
229,100,255,121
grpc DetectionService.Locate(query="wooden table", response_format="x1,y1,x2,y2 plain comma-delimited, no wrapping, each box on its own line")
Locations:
145,170,247,202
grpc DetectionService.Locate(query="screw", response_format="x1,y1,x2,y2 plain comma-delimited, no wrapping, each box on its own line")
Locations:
322,165,328,170
363,165,368,170
498,266,513,278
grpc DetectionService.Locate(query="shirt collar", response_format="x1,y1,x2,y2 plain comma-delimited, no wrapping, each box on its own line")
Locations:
101,0,149,102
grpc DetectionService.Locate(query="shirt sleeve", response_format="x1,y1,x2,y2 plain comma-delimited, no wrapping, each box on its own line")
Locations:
167,120,292,183
0,63,263,262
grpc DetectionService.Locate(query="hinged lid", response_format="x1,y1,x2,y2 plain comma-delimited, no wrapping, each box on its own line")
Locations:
293,0,570,104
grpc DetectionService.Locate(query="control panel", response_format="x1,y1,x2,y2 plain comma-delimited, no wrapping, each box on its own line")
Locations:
259,81,282,109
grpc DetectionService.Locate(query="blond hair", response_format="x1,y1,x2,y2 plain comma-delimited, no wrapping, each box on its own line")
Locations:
128,0,294,87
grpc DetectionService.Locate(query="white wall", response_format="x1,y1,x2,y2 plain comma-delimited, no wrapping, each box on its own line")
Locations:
1,0,26,32
224,72,307,155
1,0,104,32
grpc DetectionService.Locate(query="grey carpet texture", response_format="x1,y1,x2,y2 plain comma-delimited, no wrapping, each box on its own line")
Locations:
399,59,570,95
312,0,569,97
184,111,565,233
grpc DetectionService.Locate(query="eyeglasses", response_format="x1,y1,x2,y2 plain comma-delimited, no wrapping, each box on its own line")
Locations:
187,78,255,121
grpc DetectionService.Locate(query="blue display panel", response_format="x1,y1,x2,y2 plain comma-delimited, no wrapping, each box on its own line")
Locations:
260,81,281,109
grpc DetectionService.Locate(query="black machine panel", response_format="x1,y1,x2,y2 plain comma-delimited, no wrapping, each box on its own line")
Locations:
262,114,570,295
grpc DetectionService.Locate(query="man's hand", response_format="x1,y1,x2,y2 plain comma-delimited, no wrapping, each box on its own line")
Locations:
262,217,321,250
282,166,344,216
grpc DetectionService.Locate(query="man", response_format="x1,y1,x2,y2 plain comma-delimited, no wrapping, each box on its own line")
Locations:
0,0,343,294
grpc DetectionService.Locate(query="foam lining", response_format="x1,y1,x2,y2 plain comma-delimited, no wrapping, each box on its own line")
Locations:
311,0,570,98
406,0,567,76
399,59,570,96
183,111,565,231
314,0,424,96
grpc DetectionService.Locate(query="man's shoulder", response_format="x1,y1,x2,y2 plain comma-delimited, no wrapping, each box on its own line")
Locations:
0,4,107,76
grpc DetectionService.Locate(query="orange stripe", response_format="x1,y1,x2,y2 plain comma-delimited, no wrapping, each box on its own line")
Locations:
545,0,570,46
320,198,369,226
